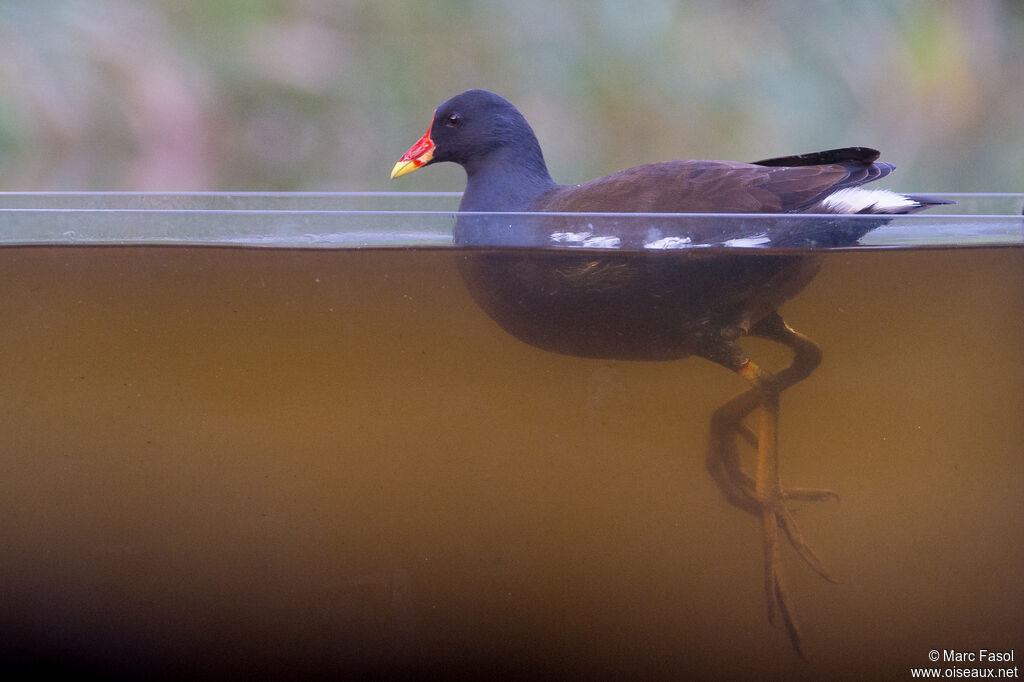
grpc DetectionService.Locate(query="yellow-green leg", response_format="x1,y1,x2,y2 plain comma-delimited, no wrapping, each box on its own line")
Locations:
703,312,838,658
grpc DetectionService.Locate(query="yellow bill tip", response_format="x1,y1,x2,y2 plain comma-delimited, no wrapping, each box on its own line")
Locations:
390,159,419,180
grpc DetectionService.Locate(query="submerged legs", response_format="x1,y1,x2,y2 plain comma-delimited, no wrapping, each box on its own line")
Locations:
703,312,837,659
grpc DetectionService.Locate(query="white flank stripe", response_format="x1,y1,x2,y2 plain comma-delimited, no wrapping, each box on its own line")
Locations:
550,230,594,243
644,236,693,249
549,231,620,248
581,235,621,248
723,234,772,247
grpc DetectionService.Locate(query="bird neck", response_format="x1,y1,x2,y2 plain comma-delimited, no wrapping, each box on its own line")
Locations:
459,143,557,212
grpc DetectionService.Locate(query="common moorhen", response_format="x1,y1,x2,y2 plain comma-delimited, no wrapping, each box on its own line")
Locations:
391,89,950,657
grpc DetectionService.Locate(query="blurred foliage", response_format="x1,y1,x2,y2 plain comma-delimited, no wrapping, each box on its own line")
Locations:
0,0,1021,191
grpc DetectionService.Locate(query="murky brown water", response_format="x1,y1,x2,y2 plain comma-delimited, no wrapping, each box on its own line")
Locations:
0,245,1021,680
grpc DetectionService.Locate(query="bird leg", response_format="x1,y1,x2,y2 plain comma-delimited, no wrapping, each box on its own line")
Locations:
702,312,838,658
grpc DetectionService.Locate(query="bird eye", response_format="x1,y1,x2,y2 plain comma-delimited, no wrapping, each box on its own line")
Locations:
445,113,462,128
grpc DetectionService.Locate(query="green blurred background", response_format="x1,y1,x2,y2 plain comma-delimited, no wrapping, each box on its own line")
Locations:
0,0,1021,192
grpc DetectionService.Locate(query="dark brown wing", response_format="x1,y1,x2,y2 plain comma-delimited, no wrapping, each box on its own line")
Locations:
538,148,893,213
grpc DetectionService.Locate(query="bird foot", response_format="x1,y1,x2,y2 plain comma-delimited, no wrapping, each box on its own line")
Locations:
755,483,842,660
720,462,839,577
761,491,840,659
777,487,841,571
708,447,839,656
708,449,839,577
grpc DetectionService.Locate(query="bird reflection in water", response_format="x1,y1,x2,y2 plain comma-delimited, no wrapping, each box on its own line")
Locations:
391,89,951,656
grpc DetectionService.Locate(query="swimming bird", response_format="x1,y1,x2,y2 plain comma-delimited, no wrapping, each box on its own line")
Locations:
391,88,950,656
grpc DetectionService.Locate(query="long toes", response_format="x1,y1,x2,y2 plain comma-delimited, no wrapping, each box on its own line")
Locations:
762,513,779,624
764,512,807,659
776,507,840,583
772,570,806,660
784,487,840,503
